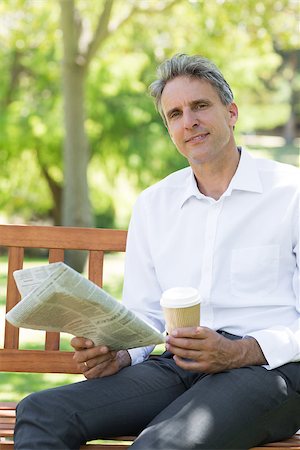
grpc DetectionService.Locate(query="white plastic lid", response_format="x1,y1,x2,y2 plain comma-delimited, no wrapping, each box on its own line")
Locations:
160,287,200,308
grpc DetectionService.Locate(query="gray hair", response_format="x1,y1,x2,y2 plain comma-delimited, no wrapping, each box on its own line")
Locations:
149,54,234,126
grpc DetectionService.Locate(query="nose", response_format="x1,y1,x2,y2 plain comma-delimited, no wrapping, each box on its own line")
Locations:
183,109,199,129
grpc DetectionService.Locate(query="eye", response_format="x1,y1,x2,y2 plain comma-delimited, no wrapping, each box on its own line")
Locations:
194,102,208,110
169,110,181,119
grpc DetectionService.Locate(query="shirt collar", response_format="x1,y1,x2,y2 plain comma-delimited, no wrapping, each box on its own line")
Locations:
179,147,263,208
224,147,263,196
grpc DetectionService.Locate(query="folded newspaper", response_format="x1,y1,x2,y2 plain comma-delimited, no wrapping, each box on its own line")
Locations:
6,262,165,350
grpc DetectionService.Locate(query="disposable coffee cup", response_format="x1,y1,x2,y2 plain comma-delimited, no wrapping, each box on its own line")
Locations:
160,287,201,334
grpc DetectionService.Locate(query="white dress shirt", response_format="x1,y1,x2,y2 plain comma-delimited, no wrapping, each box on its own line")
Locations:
122,148,300,370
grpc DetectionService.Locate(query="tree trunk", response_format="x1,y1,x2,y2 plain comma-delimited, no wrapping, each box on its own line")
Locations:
282,51,299,146
284,107,296,146
58,0,177,271
60,0,93,272
61,64,92,229
40,164,63,226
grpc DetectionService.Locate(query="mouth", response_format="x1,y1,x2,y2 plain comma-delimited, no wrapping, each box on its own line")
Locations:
185,133,209,144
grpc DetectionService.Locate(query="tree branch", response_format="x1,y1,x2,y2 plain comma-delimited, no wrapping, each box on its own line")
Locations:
84,0,114,67
2,50,23,108
109,0,179,32
84,0,179,68
35,147,63,225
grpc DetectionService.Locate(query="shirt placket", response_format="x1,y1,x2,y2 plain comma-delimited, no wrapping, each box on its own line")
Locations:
199,200,224,327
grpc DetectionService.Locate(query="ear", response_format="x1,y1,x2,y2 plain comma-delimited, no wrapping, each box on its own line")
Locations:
227,102,238,126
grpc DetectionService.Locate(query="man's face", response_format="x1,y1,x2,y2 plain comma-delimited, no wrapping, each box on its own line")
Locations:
161,76,238,167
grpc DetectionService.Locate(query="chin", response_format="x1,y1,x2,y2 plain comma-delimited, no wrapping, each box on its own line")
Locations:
188,151,210,165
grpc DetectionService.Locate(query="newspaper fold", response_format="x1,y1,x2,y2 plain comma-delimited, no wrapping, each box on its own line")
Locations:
6,262,165,350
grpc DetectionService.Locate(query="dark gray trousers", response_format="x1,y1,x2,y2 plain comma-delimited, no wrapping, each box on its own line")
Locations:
14,334,300,450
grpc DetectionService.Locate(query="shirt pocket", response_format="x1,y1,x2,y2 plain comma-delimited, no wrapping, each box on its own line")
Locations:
230,245,280,299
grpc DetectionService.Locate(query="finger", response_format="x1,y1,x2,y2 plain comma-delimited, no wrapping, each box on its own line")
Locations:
166,335,205,352
173,355,219,374
80,351,116,372
83,358,118,379
73,346,113,364
76,351,116,372
80,357,109,373
171,326,205,338
81,361,90,373
167,341,203,360
173,355,206,371
71,336,94,351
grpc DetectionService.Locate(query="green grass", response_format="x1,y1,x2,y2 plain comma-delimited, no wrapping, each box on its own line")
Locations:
245,143,299,167
1,373,83,402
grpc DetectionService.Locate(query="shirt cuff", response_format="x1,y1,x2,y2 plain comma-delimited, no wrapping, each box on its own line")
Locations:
128,345,155,366
247,327,300,370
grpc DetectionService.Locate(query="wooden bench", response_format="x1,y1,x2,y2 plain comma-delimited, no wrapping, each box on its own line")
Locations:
0,224,299,450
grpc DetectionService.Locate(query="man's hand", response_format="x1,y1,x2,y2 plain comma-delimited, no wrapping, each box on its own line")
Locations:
166,327,267,373
71,337,131,379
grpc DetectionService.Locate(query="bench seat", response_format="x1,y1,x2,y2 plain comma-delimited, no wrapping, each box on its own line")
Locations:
0,225,299,450
0,402,299,450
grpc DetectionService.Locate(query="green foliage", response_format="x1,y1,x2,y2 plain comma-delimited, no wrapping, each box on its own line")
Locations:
0,0,63,221
94,197,116,229
0,0,299,224
0,150,53,220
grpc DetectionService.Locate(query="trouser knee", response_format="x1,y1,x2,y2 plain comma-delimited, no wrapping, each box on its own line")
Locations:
15,388,86,449
17,389,57,421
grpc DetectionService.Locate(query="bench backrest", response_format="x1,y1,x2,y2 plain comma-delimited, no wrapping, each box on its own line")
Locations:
0,224,127,374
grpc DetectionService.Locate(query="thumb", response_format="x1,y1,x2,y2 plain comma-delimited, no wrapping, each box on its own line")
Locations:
70,336,94,350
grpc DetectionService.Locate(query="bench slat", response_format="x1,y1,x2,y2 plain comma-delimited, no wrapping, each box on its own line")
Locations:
88,250,104,287
0,349,81,373
0,225,127,252
4,248,23,350
44,248,66,350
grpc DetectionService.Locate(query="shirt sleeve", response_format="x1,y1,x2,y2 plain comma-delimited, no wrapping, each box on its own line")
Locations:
247,321,300,370
122,194,165,365
247,239,300,369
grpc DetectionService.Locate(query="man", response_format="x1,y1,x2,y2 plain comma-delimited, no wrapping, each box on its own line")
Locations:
15,54,300,449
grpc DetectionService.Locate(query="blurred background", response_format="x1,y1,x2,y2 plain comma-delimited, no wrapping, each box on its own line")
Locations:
0,0,299,233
